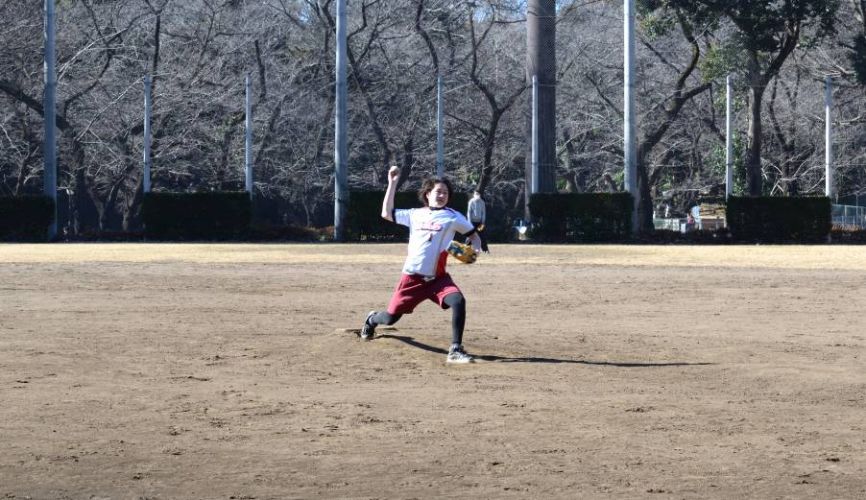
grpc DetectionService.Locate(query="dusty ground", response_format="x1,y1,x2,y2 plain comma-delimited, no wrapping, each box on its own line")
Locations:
1,243,865,499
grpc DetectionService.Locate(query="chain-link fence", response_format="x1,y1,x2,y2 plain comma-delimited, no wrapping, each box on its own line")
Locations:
832,204,866,229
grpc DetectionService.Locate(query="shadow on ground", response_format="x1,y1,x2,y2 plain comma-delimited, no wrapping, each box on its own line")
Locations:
377,334,714,367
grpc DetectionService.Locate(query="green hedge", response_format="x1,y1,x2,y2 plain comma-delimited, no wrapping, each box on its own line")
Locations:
726,196,831,242
0,196,54,242
529,193,633,242
347,191,469,241
143,192,251,240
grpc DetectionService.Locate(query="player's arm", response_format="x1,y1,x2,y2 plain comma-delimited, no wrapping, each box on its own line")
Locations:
456,214,482,253
467,232,482,253
381,166,400,222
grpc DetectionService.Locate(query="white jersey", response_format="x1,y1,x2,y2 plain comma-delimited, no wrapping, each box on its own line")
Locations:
394,206,475,277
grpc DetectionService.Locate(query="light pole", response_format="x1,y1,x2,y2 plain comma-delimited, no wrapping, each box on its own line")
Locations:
143,76,152,193
436,74,444,178
725,74,733,199
824,75,833,200
334,0,348,241
623,0,638,233
245,73,253,200
43,0,58,240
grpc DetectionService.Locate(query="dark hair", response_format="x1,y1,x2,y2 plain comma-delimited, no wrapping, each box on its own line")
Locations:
417,177,453,206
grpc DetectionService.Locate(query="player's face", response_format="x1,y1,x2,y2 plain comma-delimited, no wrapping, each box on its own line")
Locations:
426,183,449,208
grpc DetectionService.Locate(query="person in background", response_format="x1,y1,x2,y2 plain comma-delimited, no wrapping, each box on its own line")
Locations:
690,205,701,231
466,190,489,253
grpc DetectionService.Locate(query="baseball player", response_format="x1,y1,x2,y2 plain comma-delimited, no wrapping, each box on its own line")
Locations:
360,166,483,364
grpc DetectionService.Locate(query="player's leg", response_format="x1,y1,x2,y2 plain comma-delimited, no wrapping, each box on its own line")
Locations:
442,292,466,345
361,311,403,340
442,292,473,363
361,275,424,341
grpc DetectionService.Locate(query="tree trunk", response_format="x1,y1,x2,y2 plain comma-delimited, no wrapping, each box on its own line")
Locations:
637,151,654,231
746,81,765,196
123,175,144,232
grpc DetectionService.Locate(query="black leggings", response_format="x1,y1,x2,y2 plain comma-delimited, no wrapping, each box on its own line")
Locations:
370,292,466,346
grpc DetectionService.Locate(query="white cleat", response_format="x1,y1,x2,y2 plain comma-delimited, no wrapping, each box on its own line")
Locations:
446,345,475,364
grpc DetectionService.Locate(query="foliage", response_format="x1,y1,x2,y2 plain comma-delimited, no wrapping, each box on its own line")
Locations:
699,42,743,82
671,0,839,52
0,195,54,241
529,193,634,242
704,136,746,196
638,4,677,40
726,196,831,242
142,192,251,241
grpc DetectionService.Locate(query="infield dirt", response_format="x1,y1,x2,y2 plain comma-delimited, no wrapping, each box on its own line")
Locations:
1,243,865,499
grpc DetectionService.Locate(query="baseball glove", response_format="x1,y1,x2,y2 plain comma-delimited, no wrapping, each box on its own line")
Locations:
447,240,477,264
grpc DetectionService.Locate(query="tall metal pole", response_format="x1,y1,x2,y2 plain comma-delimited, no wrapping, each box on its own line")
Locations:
245,73,253,200
525,0,556,197
334,0,348,241
725,74,733,199
436,74,444,178
531,75,539,195
825,75,833,200
43,0,57,240
143,76,152,194
623,0,638,232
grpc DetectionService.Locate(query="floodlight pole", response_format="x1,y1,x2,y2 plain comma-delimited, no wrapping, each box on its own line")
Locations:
725,74,733,199
43,0,57,240
623,0,638,233
825,75,833,200
334,0,348,241
436,74,444,178
531,75,539,196
245,72,253,200
143,76,152,193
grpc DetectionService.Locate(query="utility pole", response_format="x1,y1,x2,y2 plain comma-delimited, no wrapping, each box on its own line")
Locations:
623,0,638,233
825,76,833,200
525,0,556,221
245,73,253,200
334,0,348,241
725,74,733,199
531,75,539,196
143,76,152,193
43,0,57,240
436,74,444,178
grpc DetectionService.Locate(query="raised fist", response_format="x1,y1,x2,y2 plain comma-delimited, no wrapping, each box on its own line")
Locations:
387,165,400,184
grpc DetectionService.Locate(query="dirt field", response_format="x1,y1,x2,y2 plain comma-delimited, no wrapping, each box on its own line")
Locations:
2,243,865,499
